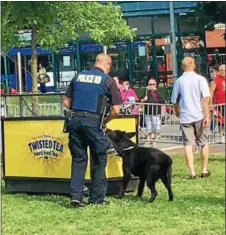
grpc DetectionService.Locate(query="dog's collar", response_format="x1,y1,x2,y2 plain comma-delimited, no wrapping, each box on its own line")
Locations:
123,146,135,151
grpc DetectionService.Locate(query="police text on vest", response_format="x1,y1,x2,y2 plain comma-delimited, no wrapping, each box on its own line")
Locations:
77,74,102,84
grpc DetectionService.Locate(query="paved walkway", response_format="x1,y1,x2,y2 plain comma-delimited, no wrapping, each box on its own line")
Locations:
158,143,225,155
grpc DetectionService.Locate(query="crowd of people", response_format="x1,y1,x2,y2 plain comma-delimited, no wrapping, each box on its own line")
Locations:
113,59,225,145
62,52,225,207
113,75,169,144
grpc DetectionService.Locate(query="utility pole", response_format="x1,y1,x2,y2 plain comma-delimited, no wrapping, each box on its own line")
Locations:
103,46,107,54
169,1,178,83
17,52,23,94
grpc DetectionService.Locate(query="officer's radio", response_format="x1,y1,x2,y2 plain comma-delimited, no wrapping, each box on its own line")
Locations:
63,109,73,133
97,95,109,131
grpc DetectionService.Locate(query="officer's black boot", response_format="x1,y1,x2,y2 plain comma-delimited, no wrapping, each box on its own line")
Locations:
71,200,86,208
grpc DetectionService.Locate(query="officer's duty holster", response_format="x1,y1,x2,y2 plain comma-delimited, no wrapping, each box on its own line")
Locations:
63,95,109,133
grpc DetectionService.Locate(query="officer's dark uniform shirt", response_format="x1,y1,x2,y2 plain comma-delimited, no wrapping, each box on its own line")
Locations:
65,67,122,113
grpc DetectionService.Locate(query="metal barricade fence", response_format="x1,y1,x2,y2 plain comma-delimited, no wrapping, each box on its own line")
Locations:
2,96,225,145
5,104,20,117
121,102,225,145
23,103,62,116
209,54,226,65
5,103,62,117
57,81,71,91
209,103,225,144
2,93,65,118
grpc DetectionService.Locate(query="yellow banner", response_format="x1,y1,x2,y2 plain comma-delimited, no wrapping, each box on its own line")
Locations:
3,117,136,180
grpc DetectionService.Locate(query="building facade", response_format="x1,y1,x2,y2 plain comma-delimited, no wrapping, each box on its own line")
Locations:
1,2,225,92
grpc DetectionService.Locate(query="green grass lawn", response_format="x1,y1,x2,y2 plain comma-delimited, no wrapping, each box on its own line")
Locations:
2,154,225,235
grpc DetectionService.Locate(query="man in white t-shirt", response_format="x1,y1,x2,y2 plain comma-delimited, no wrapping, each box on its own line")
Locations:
171,57,211,179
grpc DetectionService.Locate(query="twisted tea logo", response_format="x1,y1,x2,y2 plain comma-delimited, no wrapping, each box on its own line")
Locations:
28,135,64,161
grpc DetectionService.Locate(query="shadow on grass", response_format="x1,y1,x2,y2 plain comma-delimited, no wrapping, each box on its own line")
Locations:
209,156,225,163
38,194,72,209
182,195,225,207
2,186,149,208
2,179,225,208
3,189,225,208
2,188,73,209
111,194,147,203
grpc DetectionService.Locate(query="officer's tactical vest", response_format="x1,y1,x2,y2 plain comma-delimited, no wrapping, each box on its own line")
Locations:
71,69,109,114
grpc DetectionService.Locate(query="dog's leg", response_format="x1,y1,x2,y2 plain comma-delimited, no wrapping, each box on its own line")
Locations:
161,166,173,201
118,167,131,198
147,183,158,203
146,165,160,203
136,176,145,197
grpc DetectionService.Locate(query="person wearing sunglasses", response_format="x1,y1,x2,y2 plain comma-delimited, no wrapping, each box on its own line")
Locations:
141,78,165,144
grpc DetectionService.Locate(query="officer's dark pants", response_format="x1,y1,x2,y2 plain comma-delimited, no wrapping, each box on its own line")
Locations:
68,116,109,203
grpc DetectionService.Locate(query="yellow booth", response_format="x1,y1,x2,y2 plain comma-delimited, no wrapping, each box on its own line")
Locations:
2,116,139,195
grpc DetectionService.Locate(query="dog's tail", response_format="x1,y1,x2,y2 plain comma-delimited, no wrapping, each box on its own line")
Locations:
166,164,172,184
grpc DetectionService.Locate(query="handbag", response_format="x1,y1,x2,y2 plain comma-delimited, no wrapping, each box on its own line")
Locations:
43,74,50,83
39,74,50,83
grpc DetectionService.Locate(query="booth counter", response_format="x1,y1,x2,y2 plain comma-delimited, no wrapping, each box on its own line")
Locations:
2,115,139,195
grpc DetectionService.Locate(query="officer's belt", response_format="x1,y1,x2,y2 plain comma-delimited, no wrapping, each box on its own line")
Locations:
72,110,101,119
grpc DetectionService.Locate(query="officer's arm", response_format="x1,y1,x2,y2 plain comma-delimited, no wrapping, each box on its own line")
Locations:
63,79,74,109
63,97,72,109
105,105,120,123
104,78,122,124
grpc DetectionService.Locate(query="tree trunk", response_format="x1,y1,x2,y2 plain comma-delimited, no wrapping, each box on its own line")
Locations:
31,23,38,114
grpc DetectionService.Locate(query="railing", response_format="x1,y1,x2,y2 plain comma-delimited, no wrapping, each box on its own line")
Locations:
1,94,225,145
1,93,64,117
209,54,226,65
121,102,225,145
208,104,225,144
56,81,71,91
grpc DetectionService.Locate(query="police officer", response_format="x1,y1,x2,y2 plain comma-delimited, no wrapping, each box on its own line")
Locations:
63,53,122,207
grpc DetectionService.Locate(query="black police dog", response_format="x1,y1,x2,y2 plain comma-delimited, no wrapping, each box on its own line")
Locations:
106,129,173,203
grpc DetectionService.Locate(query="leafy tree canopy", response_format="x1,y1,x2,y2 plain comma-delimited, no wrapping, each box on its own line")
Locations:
189,1,226,31
1,1,135,52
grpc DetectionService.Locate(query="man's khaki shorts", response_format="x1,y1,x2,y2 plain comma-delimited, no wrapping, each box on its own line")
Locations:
180,119,209,146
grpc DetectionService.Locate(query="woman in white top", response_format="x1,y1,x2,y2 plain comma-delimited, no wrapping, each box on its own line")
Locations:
38,63,49,93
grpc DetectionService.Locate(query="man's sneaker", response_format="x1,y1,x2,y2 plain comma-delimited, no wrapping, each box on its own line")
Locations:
70,200,85,208
186,175,196,180
88,200,110,206
201,170,211,178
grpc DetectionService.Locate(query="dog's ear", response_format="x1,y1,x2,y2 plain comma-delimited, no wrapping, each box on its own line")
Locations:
118,130,126,138
105,128,111,134
106,129,124,140
125,132,136,139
